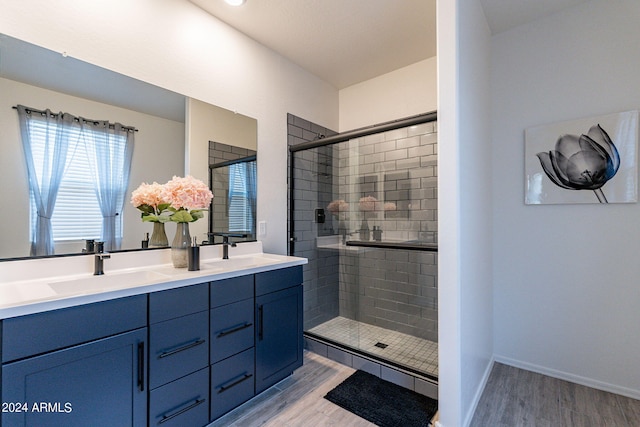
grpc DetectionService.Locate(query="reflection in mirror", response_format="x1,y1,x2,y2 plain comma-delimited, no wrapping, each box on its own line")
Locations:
208,142,257,243
0,33,257,260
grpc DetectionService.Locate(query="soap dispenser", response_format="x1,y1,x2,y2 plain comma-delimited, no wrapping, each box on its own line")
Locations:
188,237,200,271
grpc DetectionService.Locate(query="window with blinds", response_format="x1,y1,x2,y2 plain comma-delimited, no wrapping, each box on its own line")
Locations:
228,162,254,233
28,120,124,242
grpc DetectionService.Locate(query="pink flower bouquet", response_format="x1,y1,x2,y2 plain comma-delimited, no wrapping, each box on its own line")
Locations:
130,182,171,222
358,196,379,212
161,175,214,223
327,199,349,215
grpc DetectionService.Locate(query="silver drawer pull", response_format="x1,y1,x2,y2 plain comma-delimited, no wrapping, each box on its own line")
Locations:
158,339,205,359
217,322,253,338
158,398,205,424
218,373,253,393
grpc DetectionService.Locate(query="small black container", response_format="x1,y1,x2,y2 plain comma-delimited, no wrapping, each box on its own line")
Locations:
188,238,200,271
372,226,383,242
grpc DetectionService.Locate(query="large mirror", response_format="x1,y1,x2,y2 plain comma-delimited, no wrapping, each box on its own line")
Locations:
0,33,257,259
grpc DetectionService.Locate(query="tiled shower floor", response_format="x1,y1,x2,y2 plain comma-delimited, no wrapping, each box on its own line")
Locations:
307,316,438,378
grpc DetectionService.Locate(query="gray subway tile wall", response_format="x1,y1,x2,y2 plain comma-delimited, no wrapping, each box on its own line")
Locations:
209,141,256,165
288,114,340,331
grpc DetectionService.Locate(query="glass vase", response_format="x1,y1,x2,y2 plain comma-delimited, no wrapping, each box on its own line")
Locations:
149,222,169,247
359,218,370,241
171,222,191,268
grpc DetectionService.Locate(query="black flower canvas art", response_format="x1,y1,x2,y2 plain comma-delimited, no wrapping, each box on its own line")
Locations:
525,111,638,204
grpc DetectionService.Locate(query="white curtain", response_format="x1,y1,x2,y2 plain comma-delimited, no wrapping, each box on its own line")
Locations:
17,106,75,256
18,104,135,254
81,120,134,252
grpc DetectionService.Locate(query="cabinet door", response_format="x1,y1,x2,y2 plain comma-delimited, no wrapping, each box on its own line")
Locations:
2,328,147,427
255,285,303,393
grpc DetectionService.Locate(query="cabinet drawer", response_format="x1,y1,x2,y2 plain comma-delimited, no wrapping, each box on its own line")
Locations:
149,367,209,427
210,274,253,308
210,298,254,364
2,295,146,363
149,311,209,389
210,348,255,421
255,266,302,296
149,283,209,324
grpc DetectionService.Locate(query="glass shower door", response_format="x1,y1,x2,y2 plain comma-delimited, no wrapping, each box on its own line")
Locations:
290,115,438,378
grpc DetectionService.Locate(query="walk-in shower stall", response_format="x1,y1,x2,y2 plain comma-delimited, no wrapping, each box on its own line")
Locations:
288,113,438,384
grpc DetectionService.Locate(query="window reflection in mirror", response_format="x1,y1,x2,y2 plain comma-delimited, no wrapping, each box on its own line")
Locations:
208,142,257,244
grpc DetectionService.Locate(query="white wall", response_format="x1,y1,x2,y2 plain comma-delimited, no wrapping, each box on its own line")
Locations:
457,1,494,424
0,0,338,255
0,77,184,258
437,0,494,425
492,0,640,398
338,58,437,132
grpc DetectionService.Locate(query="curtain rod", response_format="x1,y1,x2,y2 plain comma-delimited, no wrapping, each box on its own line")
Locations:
12,105,138,132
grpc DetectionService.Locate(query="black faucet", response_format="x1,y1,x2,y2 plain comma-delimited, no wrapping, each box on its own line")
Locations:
93,241,110,275
210,232,247,259
221,235,236,260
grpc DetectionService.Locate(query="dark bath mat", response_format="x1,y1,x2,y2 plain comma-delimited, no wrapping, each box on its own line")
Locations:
324,370,438,427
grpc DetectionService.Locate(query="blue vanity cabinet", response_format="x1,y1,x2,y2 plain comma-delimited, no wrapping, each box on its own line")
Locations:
0,262,305,427
1,295,147,427
254,266,303,393
209,274,255,421
148,283,210,427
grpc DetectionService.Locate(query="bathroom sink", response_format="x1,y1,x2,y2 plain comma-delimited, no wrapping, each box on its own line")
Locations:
49,270,171,295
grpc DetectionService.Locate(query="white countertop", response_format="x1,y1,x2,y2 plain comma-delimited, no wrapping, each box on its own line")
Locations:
0,242,307,319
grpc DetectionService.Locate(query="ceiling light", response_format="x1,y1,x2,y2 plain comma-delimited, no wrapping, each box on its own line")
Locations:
225,0,246,6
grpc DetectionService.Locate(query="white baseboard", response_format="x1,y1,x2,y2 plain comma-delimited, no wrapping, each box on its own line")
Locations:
462,356,495,427
494,354,640,400
434,357,494,427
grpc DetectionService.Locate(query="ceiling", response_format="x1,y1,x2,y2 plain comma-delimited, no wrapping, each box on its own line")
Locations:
190,0,591,90
189,0,436,90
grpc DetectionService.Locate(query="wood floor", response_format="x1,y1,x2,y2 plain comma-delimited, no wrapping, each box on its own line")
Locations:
208,350,379,426
470,362,640,427
207,351,640,426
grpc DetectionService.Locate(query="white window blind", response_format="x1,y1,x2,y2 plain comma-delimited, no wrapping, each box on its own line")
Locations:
28,119,124,242
228,162,254,233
